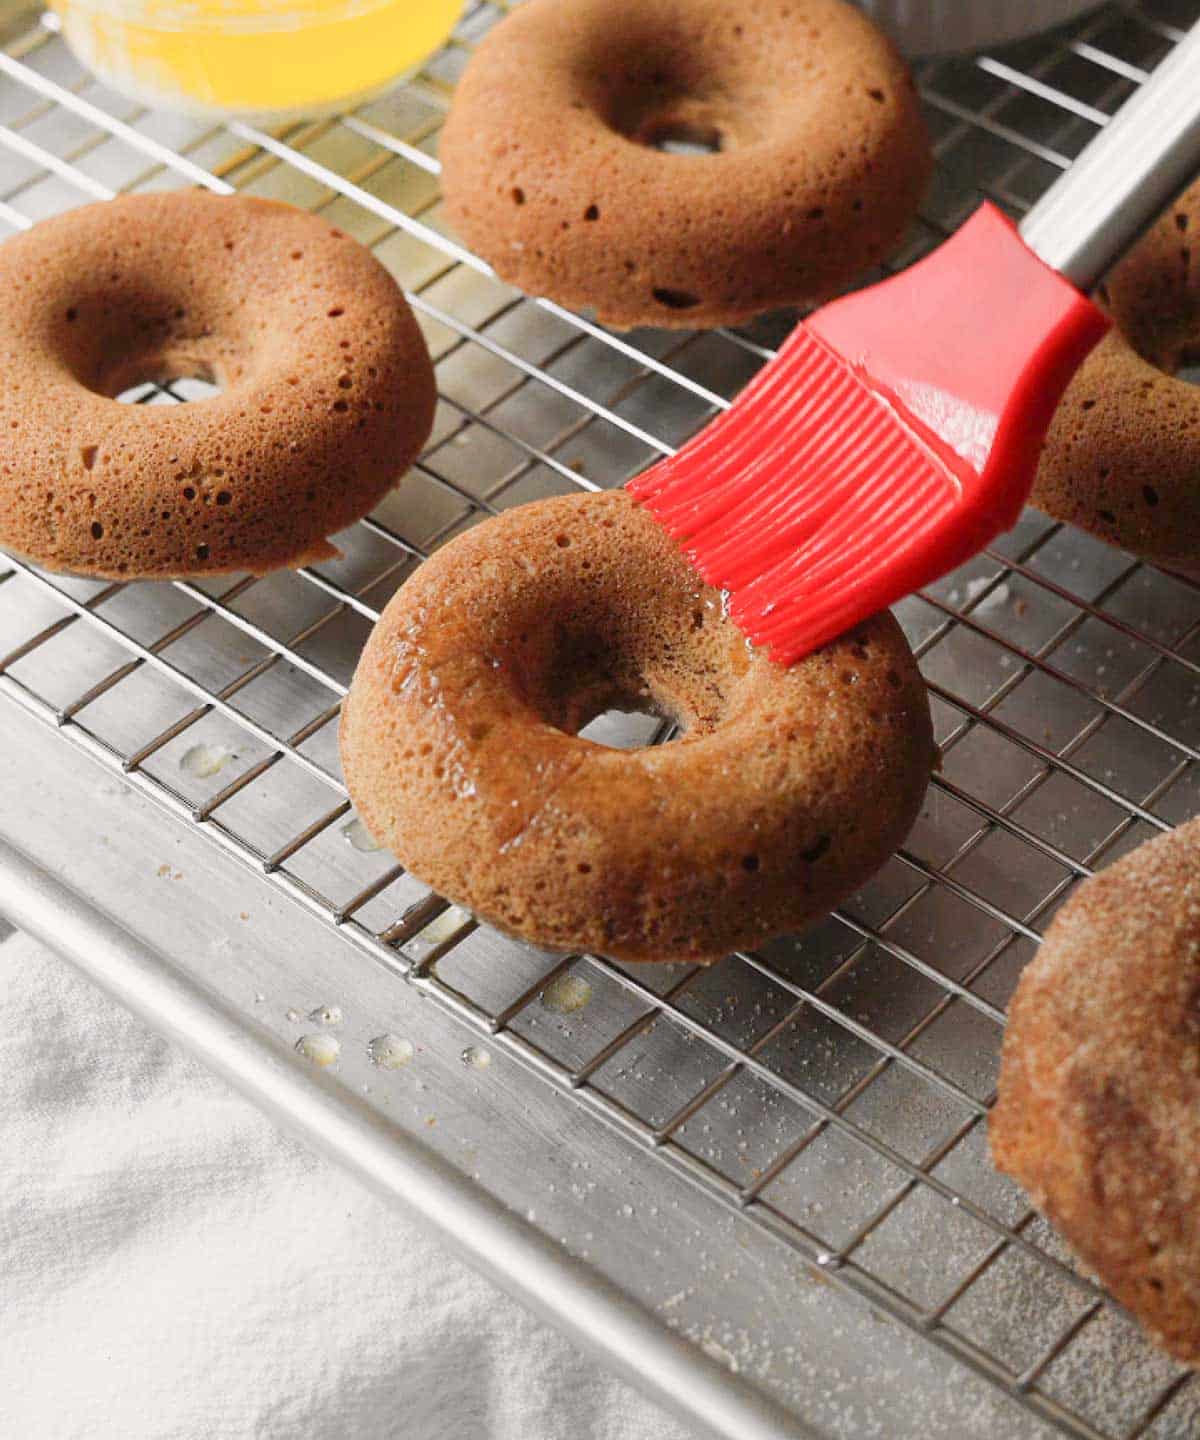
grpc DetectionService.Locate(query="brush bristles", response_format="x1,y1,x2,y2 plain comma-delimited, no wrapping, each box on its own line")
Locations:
628,325,960,665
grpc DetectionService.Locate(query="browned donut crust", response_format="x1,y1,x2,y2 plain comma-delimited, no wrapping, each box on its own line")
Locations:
1033,180,1200,575
0,192,435,579
991,819,1200,1366
341,490,934,964
439,0,931,330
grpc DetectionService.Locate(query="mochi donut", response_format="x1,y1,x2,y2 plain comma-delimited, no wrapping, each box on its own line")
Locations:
341,490,935,964
439,0,932,329
0,191,435,578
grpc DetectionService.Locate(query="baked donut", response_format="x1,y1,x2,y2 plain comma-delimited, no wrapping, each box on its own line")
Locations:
439,0,931,329
340,490,934,964
991,818,1200,1365
1033,179,1200,575
0,191,435,579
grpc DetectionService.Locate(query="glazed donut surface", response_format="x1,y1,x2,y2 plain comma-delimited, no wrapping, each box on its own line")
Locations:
0,191,435,579
340,490,935,964
440,0,932,329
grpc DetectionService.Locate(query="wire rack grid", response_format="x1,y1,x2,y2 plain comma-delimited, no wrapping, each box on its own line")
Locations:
2,2,1200,1436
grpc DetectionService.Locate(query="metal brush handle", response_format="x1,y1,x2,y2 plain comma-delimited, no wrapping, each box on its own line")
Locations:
1018,19,1200,291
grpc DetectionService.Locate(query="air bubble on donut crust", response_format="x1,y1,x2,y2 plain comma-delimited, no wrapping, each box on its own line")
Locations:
652,287,701,311
80,445,98,470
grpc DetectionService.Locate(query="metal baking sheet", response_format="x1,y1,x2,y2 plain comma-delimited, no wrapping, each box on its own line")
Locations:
3,3,1200,1436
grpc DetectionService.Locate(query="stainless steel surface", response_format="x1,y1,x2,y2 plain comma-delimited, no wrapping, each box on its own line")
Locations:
0,830,811,1440
854,0,1103,58
0,703,1056,1440
1019,15,1200,286
2,4,1200,1437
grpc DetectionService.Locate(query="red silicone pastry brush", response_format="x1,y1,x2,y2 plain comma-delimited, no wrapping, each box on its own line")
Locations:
629,22,1200,665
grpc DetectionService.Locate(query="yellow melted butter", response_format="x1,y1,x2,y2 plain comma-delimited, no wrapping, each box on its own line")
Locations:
52,0,463,118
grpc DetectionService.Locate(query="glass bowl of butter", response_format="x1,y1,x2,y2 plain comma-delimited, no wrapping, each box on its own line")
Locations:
51,0,463,119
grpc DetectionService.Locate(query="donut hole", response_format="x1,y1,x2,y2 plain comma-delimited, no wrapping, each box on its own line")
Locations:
517,596,749,752
601,48,745,153
114,367,223,405
643,118,723,155
577,706,671,750
541,639,683,747
616,99,730,154
1174,344,1200,386
58,286,238,403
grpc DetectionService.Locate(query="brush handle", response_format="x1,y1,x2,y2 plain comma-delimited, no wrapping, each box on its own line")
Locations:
1018,20,1200,291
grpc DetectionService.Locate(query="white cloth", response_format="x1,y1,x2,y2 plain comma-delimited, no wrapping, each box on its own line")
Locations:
0,931,694,1440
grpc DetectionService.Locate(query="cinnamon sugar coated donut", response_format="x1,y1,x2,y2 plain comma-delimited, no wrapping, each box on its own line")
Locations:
0,192,435,578
1033,179,1200,574
341,491,935,964
992,818,1200,1365
439,0,931,329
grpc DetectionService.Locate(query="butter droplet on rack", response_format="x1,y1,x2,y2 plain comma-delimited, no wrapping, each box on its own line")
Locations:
286,1007,303,1023
367,1034,414,1070
308,1003,343,1026
295,1033,340,1067
461,1045,492,1070
180,743,235,779
418,905,472,947
540,973,593,1014
964,576,1011,613
342,816,381,852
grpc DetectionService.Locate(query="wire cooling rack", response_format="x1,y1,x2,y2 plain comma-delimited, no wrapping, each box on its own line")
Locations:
3,3,1200,1435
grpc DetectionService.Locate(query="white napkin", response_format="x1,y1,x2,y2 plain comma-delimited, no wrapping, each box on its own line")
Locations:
0,930,694,1440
